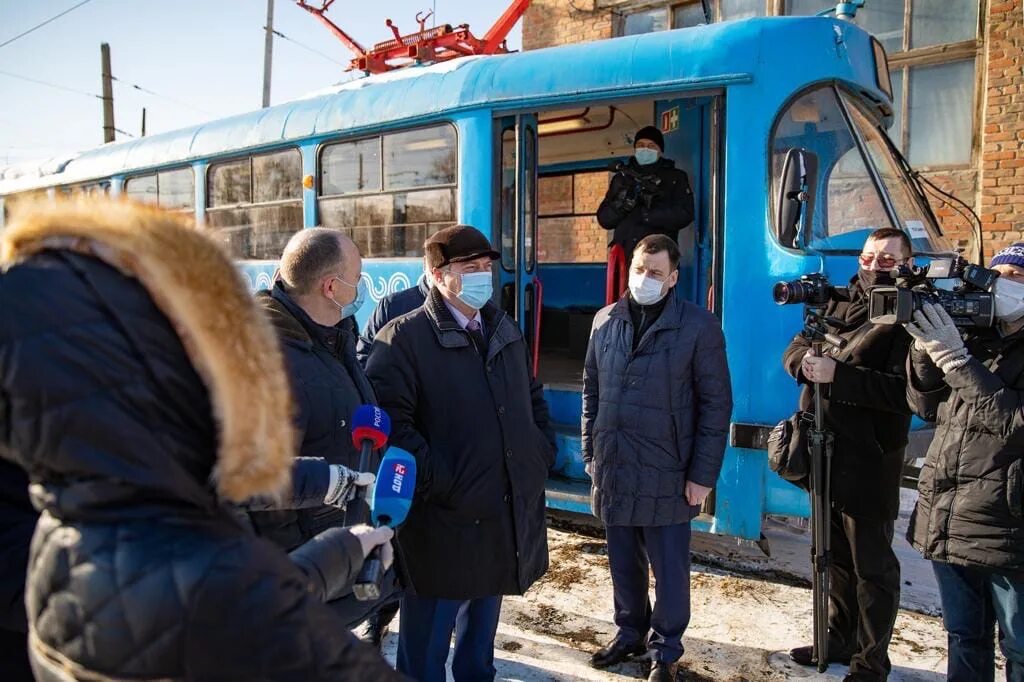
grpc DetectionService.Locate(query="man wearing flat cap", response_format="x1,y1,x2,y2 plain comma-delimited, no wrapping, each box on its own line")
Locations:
366,225,557,682
598,126,695,298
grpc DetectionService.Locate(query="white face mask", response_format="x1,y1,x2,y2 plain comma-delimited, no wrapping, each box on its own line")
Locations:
993,277,1024,322
628,271,667,306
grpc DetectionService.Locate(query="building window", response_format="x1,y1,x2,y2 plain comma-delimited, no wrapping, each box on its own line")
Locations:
318,123,458,258
125,167,194,211
623,8,669,35
206,149,303,260
538,171,609,264
786,0,981,168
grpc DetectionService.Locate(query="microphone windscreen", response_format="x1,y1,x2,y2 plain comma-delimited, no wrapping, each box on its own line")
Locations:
351,405,391,450
369,446,417,528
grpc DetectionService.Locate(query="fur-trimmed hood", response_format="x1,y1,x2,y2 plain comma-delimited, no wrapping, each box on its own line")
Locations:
0,199,293,502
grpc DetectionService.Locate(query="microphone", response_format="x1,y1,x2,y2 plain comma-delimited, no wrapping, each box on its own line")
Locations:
351,405,391,471
353,446,417,602
350,405,391,523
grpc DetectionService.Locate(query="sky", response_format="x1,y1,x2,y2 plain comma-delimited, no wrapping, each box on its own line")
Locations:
0,0,523,166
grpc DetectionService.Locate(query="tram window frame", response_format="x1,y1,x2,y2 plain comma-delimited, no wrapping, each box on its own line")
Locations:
536,170,610,265
60,181,111,199
206,148,303,260
125,167,195,211
769,84,951,255
317,123,459,259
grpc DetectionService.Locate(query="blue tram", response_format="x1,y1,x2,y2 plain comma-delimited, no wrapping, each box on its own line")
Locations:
0,15,952,540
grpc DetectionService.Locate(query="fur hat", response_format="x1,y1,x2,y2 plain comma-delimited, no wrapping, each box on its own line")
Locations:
425,225,499,270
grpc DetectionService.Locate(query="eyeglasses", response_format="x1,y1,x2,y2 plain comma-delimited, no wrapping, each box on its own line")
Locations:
858,252,904,269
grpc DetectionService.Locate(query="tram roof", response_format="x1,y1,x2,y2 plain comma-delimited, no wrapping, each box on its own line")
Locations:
0,16,879,194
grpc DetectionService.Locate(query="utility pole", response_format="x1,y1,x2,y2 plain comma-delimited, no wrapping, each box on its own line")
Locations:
141,107,146,137
262,0,274,108
100,42,115,143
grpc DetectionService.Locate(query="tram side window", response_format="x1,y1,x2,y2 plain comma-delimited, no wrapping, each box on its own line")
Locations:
206,149,303,260
537,171,609,264
319,124,457,258
61,181,111,198
125,168,194,211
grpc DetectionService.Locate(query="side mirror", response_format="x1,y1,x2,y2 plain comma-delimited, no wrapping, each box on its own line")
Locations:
776,148,818,250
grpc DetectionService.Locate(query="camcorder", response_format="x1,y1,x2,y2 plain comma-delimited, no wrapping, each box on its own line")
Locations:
867,255,998,328
613,161,663,212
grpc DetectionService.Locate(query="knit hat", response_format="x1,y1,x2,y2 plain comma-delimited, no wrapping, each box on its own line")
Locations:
634,126,665,152
990,242,1024,269
424,225,500,270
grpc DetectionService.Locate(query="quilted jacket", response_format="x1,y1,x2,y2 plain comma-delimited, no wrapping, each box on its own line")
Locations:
0,201,400,681
582,291,733,526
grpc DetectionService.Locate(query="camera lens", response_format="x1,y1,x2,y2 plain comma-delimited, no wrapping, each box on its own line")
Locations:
773,282,794,305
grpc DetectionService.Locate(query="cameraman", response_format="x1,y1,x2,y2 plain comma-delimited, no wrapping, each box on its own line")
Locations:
903,243,1024,682
597,126,694,293
782,228,914,681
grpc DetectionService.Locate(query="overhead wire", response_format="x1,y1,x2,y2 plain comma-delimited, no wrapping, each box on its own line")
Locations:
109,75,215,116
264,26,347,67
0,0,96,50
0,68,101,99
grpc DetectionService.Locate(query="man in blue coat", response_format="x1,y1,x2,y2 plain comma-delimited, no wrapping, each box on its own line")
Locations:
582,235,732,682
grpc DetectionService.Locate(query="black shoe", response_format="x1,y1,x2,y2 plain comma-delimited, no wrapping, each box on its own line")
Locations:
789,644,853,667
590,637,647,669
364,605,399,651
648,662,677,682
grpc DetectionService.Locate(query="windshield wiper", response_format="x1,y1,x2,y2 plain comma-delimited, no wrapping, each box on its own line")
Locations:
877,126,984,259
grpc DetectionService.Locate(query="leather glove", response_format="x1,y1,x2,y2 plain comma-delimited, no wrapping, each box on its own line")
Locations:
324,464,375,509
614,187,637,214
349,524,395,570
904,302,969,373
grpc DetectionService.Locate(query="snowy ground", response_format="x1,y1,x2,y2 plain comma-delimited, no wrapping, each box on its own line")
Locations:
372,488,977,680
369,490,1013,680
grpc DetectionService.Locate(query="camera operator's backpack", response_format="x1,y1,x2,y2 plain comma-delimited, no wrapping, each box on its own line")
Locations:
767,411,813,491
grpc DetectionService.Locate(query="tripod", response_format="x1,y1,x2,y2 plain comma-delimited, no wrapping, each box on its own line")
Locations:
800,305,846,673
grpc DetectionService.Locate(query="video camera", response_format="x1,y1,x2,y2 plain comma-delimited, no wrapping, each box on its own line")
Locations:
867,255,998,328
613,161,663,211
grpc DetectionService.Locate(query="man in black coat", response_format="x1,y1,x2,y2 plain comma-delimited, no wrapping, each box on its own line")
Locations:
597,125,694,264
249,227,403,637
903,243,1024,682
0,200,399,681
366,225,557,682
781,228,915,681
357,269,431,366
582,235,732,682
0,461,34,680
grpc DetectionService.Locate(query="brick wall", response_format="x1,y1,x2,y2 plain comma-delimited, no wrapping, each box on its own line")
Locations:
978,0,1024,259
523,1,1024,262
537,171,610,262
522,0,614,51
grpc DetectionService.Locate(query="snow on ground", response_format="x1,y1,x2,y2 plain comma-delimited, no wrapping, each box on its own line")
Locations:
377,513,958,681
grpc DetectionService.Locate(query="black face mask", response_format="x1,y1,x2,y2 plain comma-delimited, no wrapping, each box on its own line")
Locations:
857,268,895,290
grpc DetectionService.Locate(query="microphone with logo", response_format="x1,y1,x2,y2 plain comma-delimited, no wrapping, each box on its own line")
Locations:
353,446,417,601
350,405,391,522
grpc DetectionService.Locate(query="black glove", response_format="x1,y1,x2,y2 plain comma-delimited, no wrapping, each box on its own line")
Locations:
613,186,638,214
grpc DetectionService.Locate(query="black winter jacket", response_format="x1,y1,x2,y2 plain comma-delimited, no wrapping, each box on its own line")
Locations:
366,287,557,599
356,274,430,367
906,327,1024,577
596,157,694,256
249,283,377,549
0,203,398,681
782,278,913,521
582,292,732,526
0,459,33,634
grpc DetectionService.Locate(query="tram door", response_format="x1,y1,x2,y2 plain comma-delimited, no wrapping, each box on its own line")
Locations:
495,114,540,366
